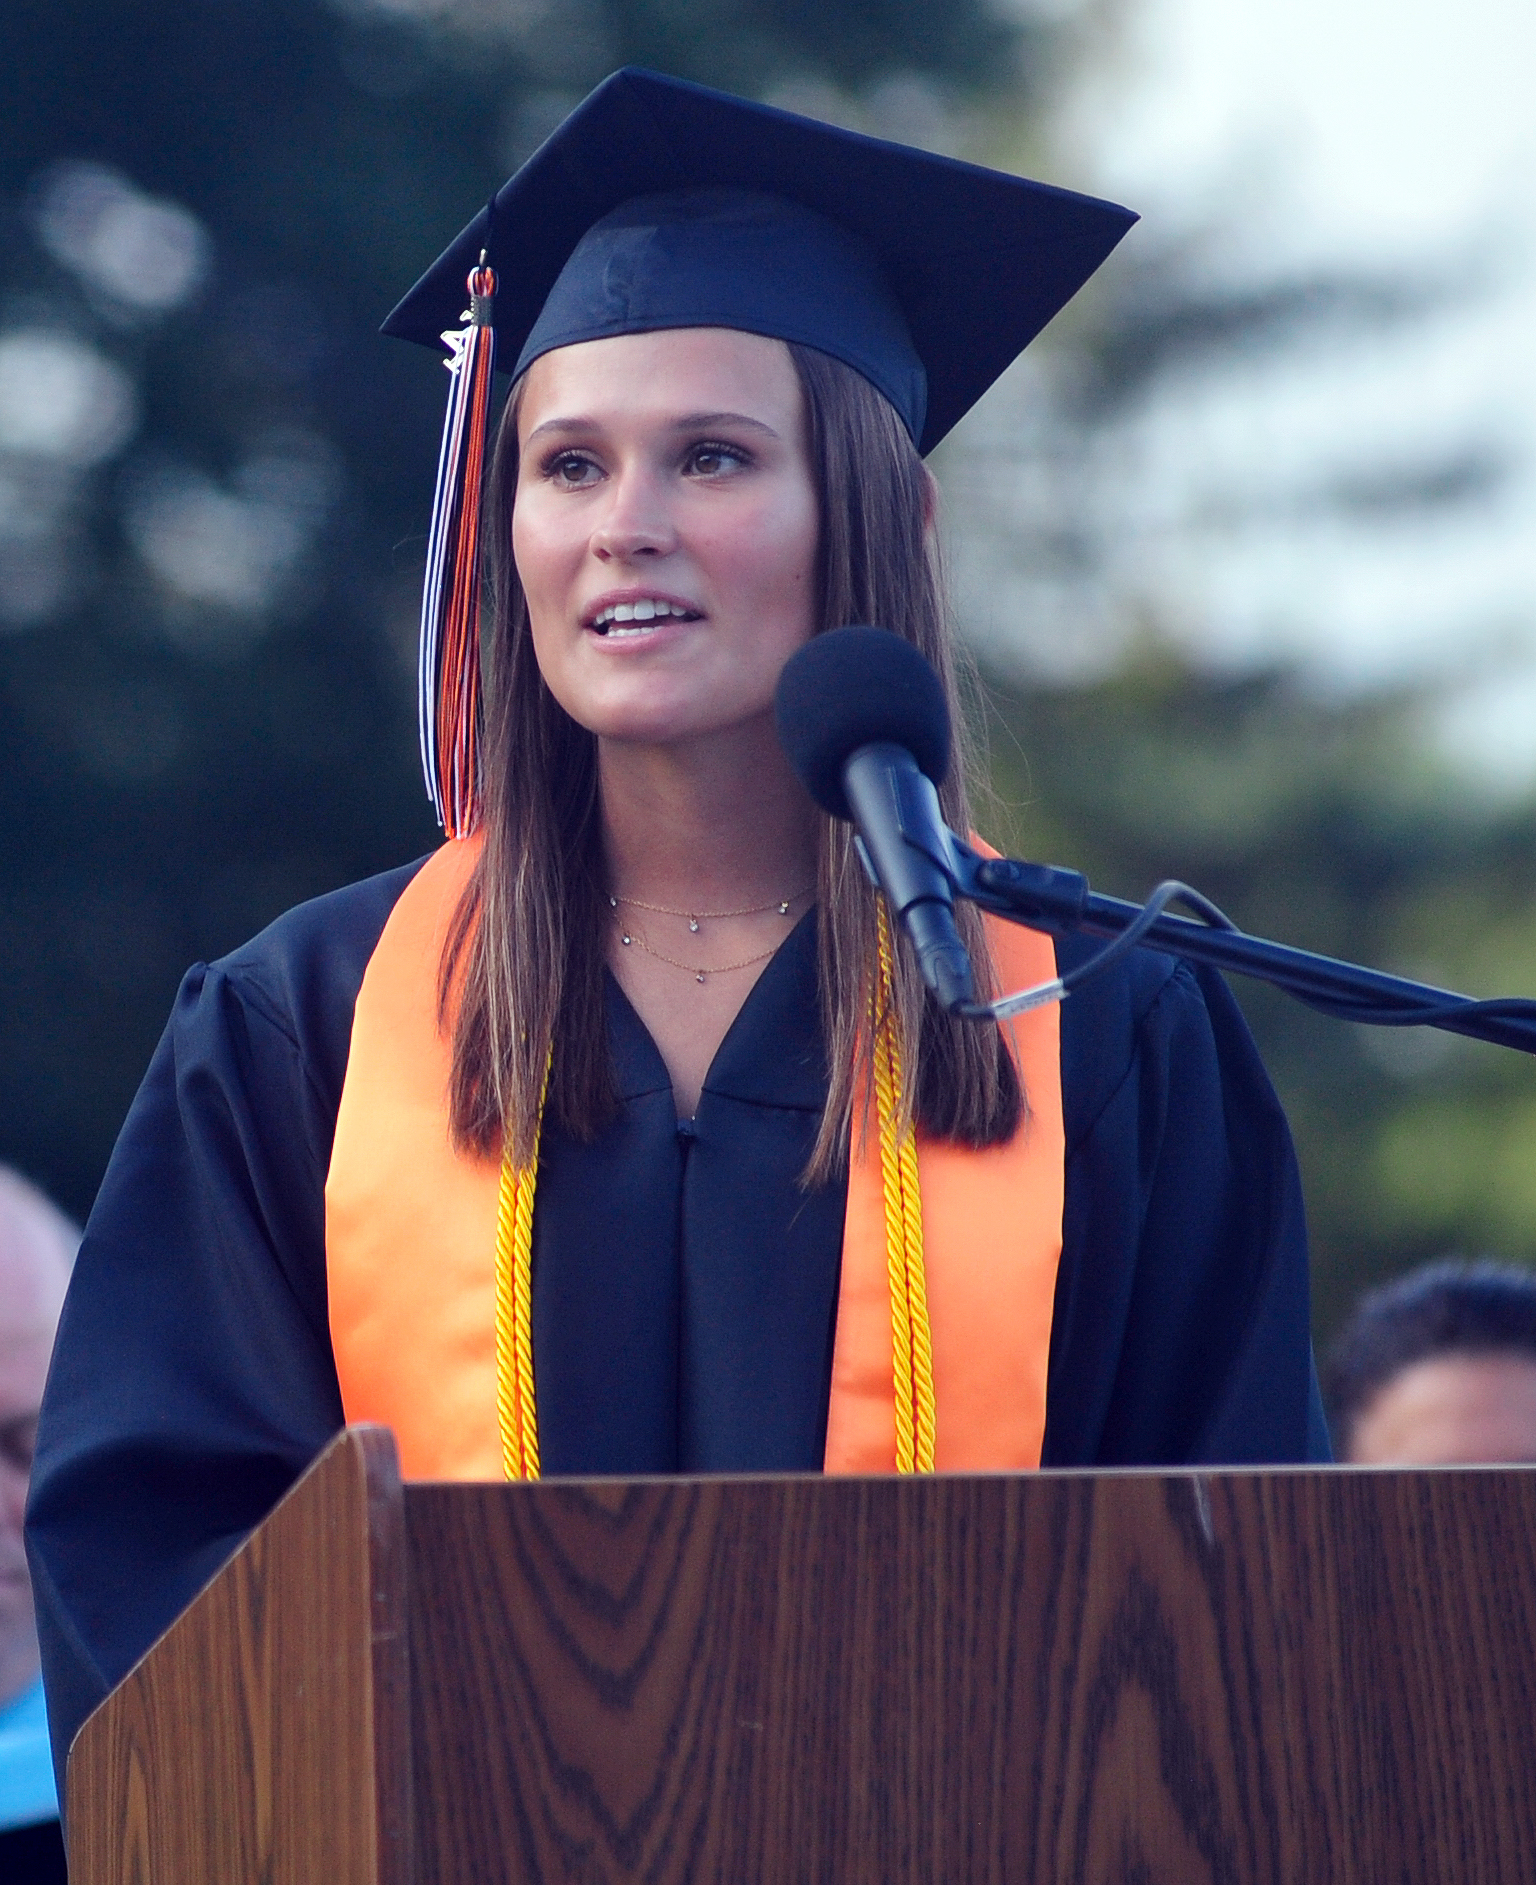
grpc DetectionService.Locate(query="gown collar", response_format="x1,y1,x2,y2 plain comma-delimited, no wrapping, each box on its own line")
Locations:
604,907,828,1113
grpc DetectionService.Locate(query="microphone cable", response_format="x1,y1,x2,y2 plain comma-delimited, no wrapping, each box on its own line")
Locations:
958,879,1236,1021
961,863,1536,1055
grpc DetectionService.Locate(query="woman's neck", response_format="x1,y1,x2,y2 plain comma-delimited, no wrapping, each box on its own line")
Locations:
598,714,818,906
596,715,818,1117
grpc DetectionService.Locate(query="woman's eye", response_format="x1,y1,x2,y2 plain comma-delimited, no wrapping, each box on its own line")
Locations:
546,452,600,486
684,442,747,477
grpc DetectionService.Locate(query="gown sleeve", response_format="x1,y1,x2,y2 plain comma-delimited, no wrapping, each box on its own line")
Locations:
1043,939,1330,1467
24,864,420,1795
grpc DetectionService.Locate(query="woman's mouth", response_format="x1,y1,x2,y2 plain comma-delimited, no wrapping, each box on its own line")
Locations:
587,597,703,636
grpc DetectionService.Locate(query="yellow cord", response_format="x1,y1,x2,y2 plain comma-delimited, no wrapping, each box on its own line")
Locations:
491,918,936,1479
493,1054,549,1480
874,901,937,1472
872,993,916,1472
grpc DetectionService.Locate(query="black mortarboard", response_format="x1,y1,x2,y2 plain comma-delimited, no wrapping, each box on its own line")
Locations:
390,68,1135,837
384,66,1136,456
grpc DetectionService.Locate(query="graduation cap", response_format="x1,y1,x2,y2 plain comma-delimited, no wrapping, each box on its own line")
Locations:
386,67,1136,835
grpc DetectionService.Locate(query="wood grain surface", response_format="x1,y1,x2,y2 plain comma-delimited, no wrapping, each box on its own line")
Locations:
403,1466,1536,1885
66,1444,1536,1883
67,1425,412,1885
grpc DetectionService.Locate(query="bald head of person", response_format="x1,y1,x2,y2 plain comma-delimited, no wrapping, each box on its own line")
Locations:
1326,1260,1536,1466
0,1168,76,1708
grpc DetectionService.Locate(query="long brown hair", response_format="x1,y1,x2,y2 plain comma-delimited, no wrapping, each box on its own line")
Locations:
441,339,1020,1179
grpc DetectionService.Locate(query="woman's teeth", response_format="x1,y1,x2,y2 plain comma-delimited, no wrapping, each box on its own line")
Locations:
590,599,697,634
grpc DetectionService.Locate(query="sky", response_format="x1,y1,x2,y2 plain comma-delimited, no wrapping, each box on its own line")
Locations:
1087,0,1535,250
1051,0,1536,784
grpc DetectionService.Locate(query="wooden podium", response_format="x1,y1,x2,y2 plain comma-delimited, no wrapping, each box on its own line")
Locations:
66,1428,1536,1883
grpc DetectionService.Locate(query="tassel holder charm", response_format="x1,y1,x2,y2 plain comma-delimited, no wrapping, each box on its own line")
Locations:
419,257,497,838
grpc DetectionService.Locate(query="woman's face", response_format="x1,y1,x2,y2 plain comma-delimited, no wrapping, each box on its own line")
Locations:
512,327,819,750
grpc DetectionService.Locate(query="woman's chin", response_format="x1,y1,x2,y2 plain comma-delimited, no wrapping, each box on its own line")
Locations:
590,714,721,750
580,697,775,753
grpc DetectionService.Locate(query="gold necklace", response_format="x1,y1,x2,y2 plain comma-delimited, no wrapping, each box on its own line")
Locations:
617,925,779,984
608,886,813,934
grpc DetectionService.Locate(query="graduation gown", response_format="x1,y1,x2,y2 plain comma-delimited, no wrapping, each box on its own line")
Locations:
26,857,1327,1782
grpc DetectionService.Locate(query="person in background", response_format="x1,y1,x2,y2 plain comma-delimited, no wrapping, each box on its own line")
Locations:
1324,1258,1536,1464
0,1168,75,1883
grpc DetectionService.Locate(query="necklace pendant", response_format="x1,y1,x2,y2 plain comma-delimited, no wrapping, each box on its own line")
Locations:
608,895,618,908
621,933,632,946
778,900,790,915
696,971,706,984
688,917,700,933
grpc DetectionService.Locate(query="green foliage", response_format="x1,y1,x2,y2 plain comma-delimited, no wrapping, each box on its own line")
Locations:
981,648,1536,1343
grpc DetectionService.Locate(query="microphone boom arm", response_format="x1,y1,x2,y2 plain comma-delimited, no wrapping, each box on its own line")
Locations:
782,632,1536,1059
926,836,1536,1059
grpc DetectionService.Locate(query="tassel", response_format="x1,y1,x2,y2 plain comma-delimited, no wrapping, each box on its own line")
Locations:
419,256,497,838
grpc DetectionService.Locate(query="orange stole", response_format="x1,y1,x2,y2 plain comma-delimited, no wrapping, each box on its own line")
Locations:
325,838,1064,1480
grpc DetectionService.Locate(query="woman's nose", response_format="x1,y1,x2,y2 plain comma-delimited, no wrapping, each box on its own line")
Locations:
590,467,677,562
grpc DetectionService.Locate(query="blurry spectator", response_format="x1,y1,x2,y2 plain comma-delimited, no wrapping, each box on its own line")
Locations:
1325,1259,1536,1465
0,1168,75,1884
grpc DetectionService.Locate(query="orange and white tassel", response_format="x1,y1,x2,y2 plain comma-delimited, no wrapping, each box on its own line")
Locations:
419,259,497,839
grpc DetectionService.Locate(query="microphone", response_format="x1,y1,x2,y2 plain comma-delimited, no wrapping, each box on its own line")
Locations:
775,626,976,1011
778,636,1536,1062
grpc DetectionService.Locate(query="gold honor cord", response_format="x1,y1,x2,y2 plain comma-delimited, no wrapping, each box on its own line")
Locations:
873,900,937,1471
493,1054,549,1480
491,933,937,1479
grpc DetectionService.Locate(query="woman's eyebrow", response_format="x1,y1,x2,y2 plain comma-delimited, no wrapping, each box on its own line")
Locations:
670,410,781,438
523,409,782,445
522,415,596,445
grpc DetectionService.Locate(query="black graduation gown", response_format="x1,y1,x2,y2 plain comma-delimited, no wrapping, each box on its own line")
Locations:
26,857,1327,1785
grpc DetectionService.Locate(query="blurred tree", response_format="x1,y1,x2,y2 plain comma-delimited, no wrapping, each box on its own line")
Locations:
978,646,1536,1345
932,70,1536,1345
0,0,1055,1217
938,206,1510,685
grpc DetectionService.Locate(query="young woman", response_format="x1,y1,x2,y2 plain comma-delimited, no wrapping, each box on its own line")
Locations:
28,69,1326,1780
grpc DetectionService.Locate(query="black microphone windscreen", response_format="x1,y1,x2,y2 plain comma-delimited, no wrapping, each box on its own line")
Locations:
775,626,951,819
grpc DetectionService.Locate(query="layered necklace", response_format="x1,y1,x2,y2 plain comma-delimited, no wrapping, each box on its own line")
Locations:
609,886,813,984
